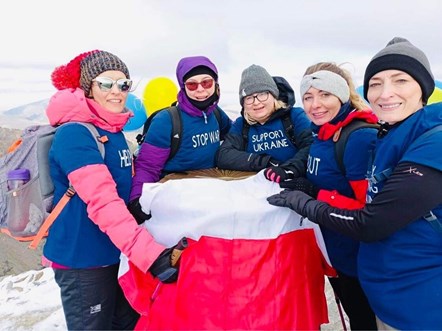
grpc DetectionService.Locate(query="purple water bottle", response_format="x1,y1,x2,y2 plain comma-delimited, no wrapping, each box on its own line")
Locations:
7,168,30,191
7,169,31,234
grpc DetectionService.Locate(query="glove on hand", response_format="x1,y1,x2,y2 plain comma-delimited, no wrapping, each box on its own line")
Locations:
267,189,315,217
279,177,320,198
149,237,188,284
128,197,151,225
268,157,280,167
264,166,294,183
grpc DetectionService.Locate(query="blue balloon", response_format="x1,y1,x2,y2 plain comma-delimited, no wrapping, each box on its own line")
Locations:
355,85,365,101
124,93,147,131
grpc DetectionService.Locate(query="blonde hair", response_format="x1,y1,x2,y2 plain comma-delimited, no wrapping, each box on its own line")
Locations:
244,98,287,125
303,62,368,110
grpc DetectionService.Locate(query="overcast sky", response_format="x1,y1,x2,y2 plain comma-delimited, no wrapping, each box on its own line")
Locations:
1,0,441,114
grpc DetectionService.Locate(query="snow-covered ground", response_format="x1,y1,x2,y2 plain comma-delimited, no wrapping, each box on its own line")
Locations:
0,267,348,331
0,268,66,331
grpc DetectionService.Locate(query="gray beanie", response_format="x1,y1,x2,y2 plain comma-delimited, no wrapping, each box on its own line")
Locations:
80,51,130,93
363,37,434,103
239,65,279,105
300,70,350,104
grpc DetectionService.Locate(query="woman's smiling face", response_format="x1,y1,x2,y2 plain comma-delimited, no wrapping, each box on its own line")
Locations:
302,87,341,126
244,92,276,124
367,69,423,124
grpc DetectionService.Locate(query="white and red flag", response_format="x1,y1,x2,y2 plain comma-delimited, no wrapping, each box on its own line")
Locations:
119,171,336,330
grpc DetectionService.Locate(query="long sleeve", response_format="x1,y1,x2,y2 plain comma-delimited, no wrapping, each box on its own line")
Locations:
317,179,368,210
69,164,165,271
130,142,170,200
216,132,272,171
298,162,442,242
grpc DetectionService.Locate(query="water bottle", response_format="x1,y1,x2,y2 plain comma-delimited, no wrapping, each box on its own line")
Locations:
6,169,31,234
7,168,30,191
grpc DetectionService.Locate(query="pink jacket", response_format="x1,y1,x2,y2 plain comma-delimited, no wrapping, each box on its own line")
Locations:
45,88,165,271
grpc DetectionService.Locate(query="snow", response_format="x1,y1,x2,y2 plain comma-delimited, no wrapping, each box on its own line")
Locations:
0,267,348,330
0,268,66,331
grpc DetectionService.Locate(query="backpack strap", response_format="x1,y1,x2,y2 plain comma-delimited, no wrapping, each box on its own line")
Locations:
28,186,76,249
371,167,393,184
166,106,182,161
29,122,106,250
36,123,106,200
334,120,379,175
167,106,220,159
135,106,182,162
136,110,161,146
370,124,442,233
410,124,442,145
241,121,251,150
77,122,106,159
406,124,442,233
423,211,442,234
213,106,222,127
281,112,297,148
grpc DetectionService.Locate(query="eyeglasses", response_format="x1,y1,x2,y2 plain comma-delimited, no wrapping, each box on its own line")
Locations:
244,92,270,105
92,77,133,92
184,78,214,91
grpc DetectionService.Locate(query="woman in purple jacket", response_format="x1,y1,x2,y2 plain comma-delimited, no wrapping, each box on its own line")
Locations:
128,56,231,223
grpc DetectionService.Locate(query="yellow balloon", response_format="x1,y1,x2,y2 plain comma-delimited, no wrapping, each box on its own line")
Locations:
428,87,442,105
142,77,178,117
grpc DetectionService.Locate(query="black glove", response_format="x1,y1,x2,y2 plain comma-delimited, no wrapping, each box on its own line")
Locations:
128,197,151,225
149,237,188,283
267,189,315,218
264,166,294,183
268,157,280,167
279,177,320,198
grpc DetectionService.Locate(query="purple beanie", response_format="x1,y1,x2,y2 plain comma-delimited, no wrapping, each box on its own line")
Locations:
176,56,218,88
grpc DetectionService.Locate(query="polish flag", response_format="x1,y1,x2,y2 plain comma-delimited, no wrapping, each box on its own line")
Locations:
119,172,336,330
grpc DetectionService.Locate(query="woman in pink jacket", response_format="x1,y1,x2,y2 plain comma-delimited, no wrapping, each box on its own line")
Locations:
44,50,181,330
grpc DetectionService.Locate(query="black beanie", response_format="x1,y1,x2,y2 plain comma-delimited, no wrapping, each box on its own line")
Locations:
183,65,217,82
363,37,434,104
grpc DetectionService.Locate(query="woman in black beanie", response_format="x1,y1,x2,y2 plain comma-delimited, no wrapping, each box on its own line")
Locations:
268,37,442,330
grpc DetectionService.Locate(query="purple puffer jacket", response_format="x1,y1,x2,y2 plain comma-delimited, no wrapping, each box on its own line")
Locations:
130,56,221,200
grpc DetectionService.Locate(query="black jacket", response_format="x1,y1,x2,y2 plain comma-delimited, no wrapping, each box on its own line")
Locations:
216,77,312,174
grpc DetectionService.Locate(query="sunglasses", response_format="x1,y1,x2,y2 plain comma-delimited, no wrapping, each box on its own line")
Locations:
92,77,133,92
184,78,214,91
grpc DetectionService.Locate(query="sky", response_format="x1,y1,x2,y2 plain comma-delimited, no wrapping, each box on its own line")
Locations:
1,0,442,120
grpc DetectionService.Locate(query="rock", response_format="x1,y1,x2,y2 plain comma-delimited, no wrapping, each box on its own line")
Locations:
0,234,44,279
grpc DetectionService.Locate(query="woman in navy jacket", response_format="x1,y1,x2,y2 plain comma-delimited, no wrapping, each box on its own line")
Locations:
268,37,442,330
216,64,312,182
286,63,378,330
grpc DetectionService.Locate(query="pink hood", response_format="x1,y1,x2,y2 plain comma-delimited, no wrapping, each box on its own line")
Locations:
46,88,132,133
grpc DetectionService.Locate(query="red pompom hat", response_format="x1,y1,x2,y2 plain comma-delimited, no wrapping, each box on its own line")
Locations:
51,50,130,94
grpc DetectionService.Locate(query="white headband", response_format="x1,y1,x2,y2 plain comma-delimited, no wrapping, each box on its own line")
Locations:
300,70,350,104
